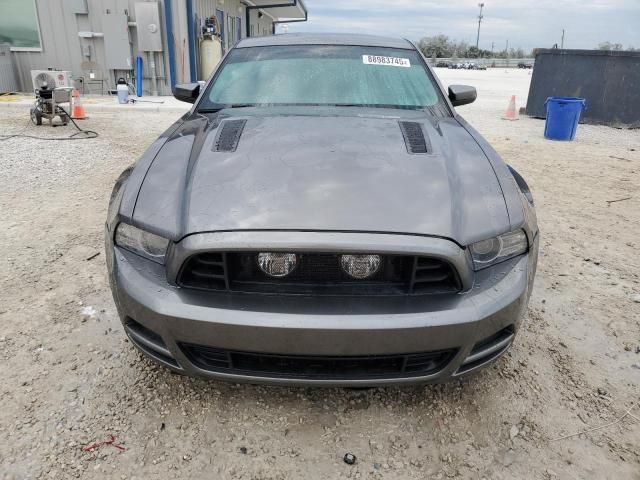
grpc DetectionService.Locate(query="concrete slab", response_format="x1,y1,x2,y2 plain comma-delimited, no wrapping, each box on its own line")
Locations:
0,94,191,113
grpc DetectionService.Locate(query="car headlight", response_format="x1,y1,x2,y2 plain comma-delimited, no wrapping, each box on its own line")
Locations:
114,223,169,264
469,230,528,270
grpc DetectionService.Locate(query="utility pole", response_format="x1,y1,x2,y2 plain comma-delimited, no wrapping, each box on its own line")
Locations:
561,29,565,49
491,41,495,56
476,3,485,49
505,39,509,67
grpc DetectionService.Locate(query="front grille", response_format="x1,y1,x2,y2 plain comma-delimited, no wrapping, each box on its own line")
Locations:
178,252,229,291
178,252,461,296
180,344,456,380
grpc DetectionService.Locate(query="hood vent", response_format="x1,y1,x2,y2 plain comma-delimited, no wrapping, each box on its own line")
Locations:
399,121,431,154
213,119,247,152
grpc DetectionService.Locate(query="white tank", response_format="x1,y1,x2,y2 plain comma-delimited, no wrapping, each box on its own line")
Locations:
199,36,223,80
116,78,128,104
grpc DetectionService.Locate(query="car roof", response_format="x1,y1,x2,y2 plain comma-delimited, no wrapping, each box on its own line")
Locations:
236,33,416,50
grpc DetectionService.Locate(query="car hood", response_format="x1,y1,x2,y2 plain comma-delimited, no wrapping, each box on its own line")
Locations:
132,110,510,246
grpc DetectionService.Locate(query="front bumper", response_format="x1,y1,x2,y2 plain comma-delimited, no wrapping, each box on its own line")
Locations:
107,231,538,386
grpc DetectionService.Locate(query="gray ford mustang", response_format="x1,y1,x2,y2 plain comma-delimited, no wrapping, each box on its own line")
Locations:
106,33,539,386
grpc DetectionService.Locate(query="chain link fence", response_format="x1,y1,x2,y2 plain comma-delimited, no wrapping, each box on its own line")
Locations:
428,57,535,68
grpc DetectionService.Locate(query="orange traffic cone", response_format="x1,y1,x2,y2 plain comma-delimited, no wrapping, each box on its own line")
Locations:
503,95,519,121
71,89,86,119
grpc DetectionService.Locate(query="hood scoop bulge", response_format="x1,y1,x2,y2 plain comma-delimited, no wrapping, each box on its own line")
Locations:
212,119,247,152
399,121,431,154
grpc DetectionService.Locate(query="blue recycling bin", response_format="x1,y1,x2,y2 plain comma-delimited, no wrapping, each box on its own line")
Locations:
544,97,587,141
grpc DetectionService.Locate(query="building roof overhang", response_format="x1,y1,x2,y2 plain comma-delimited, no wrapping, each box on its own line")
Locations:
244,0,307,23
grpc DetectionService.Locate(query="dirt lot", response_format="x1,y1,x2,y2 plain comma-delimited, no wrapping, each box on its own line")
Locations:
1,69,638,479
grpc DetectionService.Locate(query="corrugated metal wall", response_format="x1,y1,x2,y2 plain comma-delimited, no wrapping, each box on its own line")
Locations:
11,0,172,94
0,44,20,93
194,0,217,19
10,0,276,95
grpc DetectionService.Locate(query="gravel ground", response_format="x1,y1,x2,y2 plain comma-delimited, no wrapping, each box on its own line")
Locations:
1,69,639,480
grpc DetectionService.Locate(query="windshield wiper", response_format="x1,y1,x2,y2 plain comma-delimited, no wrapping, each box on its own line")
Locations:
198,103,257,113
331,104,424,110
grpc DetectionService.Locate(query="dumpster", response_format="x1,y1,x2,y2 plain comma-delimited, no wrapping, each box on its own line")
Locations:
526,49,640,128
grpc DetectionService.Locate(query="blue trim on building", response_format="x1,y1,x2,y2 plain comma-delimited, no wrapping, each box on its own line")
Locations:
163,0,177,89
186,0,197,82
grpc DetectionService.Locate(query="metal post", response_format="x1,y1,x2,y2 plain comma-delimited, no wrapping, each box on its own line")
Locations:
476,3,484,50
149,51,159,97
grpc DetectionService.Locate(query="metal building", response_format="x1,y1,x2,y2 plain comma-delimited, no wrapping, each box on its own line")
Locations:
5,0,308,95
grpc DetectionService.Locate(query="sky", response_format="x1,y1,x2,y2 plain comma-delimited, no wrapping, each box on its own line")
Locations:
282,0,640,52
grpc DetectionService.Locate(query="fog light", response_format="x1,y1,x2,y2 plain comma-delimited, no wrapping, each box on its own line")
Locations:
341,254,381,279
257,253,297,277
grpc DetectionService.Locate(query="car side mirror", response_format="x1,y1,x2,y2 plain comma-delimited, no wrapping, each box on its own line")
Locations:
448,85,477,107
173,83,200,104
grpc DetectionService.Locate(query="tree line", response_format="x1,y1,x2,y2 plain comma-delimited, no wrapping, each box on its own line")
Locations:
417,35,639,59
598,42,638,51
417,35,529,59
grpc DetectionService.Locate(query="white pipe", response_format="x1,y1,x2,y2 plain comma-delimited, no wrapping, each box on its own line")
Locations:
78,31,104,38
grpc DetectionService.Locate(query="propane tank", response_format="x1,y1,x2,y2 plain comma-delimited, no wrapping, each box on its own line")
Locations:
198,16,223,80
116,77,129,104
199,36,222,80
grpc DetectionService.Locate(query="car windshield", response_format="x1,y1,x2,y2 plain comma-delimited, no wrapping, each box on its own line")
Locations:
199,45,445,111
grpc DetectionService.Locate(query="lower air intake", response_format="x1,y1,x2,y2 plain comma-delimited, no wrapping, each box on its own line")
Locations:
456,325,515,375
180,344,456,380
124,317,180,369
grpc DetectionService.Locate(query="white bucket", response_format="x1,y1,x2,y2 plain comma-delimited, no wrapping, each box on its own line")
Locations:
117,82,128,104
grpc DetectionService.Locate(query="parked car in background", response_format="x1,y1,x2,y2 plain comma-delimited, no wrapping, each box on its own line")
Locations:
435,60,450,68
106,33,539,386
518,62,533,69
472,63,487,70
